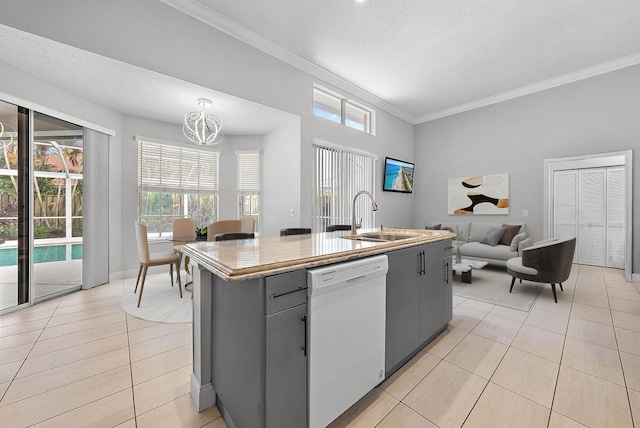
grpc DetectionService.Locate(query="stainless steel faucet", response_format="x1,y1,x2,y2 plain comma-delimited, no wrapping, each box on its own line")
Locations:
351,190,378,234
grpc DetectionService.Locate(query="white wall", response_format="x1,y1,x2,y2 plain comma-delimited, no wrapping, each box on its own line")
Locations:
309,95,417,228
3,3,637,278
118,117,268,277
413,65,640,274
217,135,264,222
0,0,417,231
262,121,301,236
0,60,128,280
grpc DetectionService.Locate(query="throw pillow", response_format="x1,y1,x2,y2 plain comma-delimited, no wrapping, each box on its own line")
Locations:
499,223,521,246
480,227,506,247
425,223,441,230
510,232,527,251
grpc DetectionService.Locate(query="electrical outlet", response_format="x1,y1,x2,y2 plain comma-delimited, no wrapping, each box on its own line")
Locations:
289,209,295,217
523,209,529,217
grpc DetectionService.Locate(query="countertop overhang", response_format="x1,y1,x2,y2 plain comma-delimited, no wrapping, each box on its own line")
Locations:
180,228,454,281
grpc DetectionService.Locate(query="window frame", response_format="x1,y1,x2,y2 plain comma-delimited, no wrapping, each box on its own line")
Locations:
137,137,220,237
312,141,377,233
236,150,261,231
313,84,376,135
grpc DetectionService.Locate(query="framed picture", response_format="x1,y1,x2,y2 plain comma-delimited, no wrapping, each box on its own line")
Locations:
448,173,509,215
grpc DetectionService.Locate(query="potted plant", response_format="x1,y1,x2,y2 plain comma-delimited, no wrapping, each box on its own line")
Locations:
195,226,207,241
453,225,467,263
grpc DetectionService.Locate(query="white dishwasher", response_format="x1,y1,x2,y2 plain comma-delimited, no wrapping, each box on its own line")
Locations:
307,255,388,428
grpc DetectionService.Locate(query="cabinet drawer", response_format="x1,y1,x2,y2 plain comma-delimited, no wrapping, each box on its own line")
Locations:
441,239,453,258
265,270,307,315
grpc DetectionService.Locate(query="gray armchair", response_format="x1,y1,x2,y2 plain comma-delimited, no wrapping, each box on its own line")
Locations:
506,236,576,303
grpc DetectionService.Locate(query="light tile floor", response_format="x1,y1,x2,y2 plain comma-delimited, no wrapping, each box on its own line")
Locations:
0,265,638,427
333,265,640,428
0,280,223,428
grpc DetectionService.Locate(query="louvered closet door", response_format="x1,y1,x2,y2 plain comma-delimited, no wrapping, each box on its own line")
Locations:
578,168,607,266
553,165,626,269
606,167,626,268
553,170,578,260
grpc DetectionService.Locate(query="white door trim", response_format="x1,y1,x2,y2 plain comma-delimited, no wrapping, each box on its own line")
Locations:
544,150,633,281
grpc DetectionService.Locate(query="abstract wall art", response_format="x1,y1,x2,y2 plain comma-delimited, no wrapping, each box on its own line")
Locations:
448,173,509,215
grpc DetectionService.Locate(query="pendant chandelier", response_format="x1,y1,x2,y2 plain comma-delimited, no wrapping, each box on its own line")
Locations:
183,98,223,145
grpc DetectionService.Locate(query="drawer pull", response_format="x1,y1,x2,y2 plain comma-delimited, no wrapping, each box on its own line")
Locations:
270,286,307,299
301,314,308,357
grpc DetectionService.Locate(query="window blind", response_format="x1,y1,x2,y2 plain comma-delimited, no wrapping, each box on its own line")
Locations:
138,140,219,194
236,151,260,193
312,143,376,232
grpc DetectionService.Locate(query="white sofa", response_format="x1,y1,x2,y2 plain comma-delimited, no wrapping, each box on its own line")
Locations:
427,221,532,267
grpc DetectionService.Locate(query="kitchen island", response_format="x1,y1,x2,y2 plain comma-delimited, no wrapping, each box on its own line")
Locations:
181,228,453,428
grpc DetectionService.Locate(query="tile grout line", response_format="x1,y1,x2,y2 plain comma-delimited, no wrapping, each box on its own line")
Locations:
607,270,638,428
1,303,132,413
0,297,62,405
394,311,485,426
460,300,534,427
124,309,139,428
546,264,578,427
36,319,127,343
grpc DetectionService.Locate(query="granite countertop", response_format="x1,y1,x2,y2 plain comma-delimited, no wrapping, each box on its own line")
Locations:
180,227,454,281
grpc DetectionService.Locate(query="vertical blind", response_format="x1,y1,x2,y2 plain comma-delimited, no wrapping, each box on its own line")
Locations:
312,143,376,232
138,140,219,194
236,150,260,193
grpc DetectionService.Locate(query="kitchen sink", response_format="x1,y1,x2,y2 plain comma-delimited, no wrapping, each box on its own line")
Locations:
340,232,418,242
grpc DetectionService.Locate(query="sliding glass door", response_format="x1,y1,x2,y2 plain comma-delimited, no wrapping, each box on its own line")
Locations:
32,112,83,300
0,101,84,312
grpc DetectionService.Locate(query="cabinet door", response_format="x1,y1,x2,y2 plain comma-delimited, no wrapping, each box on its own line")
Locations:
266,303,307,428
443,255,453,324
385,246,422,373
420,242,445,344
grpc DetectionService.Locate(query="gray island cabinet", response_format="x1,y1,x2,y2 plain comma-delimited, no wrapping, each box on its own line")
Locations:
385,239,453,374
185,232,452,428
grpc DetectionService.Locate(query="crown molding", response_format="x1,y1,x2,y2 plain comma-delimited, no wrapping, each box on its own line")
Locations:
159,0,640,127
160,0,416,124
416,52,640,123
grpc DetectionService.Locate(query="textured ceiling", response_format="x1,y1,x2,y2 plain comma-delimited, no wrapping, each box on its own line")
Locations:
0,25,296,135
187,0,640,121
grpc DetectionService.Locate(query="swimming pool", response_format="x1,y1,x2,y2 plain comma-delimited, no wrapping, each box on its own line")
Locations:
0,243,83,267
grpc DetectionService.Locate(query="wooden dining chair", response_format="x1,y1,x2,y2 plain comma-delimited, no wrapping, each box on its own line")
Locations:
172,218,198,276
172,218,198,245
207,220,243,241
134,221,182,307
240,217,256,233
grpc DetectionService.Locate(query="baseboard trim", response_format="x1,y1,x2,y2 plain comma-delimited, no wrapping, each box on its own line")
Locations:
632,273,640,283
190,372,215,412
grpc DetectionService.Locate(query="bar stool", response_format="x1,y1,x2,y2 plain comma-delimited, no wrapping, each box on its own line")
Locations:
214,232,255,241
280,228,311,236
326,225,351,232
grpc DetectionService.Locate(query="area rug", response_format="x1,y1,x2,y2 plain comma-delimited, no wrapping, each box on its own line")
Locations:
452,265,543,312
121,272,192,323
